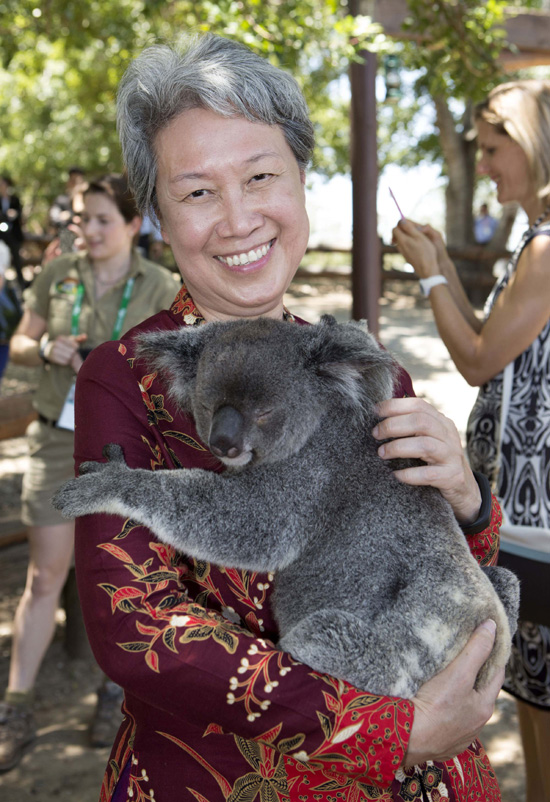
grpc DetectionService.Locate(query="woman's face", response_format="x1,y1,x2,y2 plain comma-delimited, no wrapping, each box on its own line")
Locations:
81,193,139,263
154,108,310,321
476,119,534,208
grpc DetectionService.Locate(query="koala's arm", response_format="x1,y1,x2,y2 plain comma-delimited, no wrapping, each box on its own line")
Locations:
71,342,413,790
55,445,312,572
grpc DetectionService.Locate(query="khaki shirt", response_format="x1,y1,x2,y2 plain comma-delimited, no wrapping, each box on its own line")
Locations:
24,249,179,420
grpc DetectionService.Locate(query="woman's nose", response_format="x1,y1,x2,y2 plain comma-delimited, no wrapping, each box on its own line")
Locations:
216,194,262,239
476,157,489,176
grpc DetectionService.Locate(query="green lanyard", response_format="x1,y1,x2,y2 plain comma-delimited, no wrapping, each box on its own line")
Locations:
71,277,135,340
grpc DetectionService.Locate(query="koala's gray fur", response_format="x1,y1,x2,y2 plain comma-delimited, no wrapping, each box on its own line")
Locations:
54,315,519,699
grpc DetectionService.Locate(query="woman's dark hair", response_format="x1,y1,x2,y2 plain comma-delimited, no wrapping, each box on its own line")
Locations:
83,173,140,222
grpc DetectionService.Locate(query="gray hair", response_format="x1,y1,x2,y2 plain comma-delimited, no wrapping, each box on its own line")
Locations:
117,33,315,215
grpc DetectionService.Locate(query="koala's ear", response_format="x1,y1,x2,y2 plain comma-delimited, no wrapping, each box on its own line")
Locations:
304,316,397,411
134,326,209,405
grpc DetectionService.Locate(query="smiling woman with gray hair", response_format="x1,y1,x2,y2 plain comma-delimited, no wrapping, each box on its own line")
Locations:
61,33,506,802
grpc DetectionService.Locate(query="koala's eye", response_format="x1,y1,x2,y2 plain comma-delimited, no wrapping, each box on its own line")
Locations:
256,409,273,425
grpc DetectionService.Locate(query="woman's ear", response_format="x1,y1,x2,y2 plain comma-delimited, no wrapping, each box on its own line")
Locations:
130,215,142,238
153,205,171,245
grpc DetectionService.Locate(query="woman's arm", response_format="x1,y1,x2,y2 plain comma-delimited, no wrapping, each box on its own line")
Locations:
10,308,87,369
10,309,48,366
372,394,504,765
393,219,550,385
415,223,483,332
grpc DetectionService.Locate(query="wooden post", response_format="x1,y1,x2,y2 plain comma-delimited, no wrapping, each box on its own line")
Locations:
350,49,380,334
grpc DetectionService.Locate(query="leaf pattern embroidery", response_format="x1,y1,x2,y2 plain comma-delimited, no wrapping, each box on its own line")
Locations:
164,430,208,451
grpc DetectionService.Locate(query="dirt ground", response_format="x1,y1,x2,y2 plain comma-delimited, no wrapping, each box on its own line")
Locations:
0,277,527,801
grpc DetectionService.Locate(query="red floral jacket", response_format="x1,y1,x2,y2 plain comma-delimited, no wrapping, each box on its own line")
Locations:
73,285,503,802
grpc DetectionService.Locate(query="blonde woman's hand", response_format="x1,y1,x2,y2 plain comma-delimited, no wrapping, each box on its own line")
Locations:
416,223,450,266
392,219,439,279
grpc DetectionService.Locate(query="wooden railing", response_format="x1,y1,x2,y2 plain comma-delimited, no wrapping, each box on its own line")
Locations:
22,234,510,290
295,243,510,291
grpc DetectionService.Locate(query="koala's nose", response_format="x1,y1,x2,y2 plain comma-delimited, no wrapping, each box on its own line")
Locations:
209,405,245,459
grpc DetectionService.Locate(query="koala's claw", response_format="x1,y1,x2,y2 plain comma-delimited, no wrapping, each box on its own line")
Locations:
52,444,129,518
79,460,107,475
78,444,127,476
52,478,89,518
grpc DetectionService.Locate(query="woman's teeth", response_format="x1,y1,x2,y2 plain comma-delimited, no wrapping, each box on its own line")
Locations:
220,242,271,267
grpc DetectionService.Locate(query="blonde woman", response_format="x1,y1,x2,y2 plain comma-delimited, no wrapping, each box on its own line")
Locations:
393,80,550,802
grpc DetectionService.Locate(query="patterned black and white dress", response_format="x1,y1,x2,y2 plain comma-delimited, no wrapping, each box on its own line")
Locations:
467,223,550,710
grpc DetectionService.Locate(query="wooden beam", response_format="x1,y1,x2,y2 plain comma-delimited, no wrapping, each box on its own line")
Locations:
350,50,381,333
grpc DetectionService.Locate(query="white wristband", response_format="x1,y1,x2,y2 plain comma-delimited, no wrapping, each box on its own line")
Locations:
419,274,448,297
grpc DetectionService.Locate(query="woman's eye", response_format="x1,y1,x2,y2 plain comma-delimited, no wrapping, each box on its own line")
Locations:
251,173,272,183
186,189,210,201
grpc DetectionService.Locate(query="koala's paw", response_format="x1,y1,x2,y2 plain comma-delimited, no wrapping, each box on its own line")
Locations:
78,443,127,476
52,443,129,518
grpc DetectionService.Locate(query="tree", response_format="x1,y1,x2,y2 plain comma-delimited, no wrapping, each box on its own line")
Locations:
0,0,381,230
375,0,550,300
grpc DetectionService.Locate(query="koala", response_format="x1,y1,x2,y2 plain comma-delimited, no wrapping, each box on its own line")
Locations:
54,315,519,699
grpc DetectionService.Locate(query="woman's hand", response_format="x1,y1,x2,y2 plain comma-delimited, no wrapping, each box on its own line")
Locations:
42,237,62,265
403,620,503,766
392,219,440,279
372,397,481,525
415,223,449,266
43,333,88,370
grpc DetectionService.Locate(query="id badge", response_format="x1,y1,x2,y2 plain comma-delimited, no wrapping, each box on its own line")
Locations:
56,380,76,431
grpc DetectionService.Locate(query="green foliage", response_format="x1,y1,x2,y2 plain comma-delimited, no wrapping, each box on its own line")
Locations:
382,0,550,177
0,0,383,229
3,0,547,235
401,0,508,103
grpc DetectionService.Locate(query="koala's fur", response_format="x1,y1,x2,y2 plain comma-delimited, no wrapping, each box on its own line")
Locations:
54,316,519,699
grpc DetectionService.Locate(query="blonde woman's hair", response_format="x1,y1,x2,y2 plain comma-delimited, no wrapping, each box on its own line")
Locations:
474,80,550,205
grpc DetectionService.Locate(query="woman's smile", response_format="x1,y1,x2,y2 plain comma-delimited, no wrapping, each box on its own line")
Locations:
215,239,274,269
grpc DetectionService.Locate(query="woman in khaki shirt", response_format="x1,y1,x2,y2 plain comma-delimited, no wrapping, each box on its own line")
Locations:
0,174,177,771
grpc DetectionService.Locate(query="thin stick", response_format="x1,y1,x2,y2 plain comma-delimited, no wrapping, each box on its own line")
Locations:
389,187,405,219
